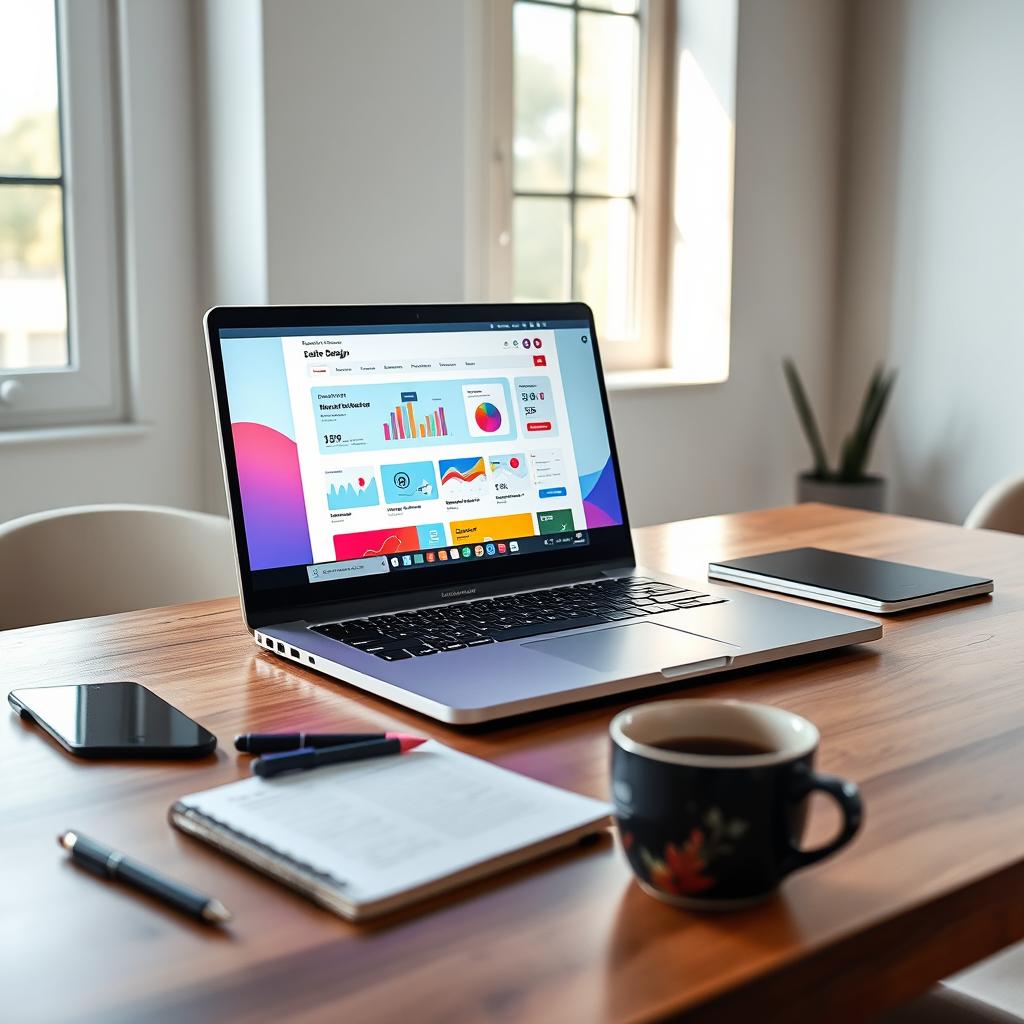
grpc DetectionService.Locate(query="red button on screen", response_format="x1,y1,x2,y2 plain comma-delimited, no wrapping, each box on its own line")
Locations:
533,354,547,366
527,421,552,432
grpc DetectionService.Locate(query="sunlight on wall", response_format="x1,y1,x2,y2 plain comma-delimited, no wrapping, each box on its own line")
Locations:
668,0,737,384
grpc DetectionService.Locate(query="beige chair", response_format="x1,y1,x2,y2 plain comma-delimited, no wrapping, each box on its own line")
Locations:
881,950,1024,1023
880,985,1023,1023
965,475,1024,534
0,504,238,630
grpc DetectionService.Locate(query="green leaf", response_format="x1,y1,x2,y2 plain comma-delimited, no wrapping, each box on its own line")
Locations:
837,367,896,481
783,358,831,479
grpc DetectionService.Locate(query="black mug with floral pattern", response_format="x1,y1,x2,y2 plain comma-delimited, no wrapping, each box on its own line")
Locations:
610,699,862,909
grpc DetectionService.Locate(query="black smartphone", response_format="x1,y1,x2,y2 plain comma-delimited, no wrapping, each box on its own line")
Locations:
9,681,217,759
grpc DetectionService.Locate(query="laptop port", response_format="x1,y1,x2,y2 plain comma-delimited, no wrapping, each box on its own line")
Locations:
308,656,316,665
276,642,285,653
290,647,300,658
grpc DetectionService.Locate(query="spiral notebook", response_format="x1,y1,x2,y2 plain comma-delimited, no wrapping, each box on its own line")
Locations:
170,741,611,921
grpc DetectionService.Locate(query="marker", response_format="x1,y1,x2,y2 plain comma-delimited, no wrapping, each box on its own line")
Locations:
234,732,406,754
57,831,232,925
253,735,427,778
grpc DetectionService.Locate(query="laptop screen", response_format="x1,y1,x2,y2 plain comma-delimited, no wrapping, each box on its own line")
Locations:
208,304,630,619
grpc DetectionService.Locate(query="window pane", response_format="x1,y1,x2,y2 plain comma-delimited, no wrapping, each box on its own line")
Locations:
583,1,639,13
0,184,68,369
576,11,639,195
513,196,571,301
513,2,574,193
574,197,634,340
0,0,61,177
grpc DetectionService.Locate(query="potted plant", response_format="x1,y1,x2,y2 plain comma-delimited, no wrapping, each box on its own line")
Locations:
783,358,896,512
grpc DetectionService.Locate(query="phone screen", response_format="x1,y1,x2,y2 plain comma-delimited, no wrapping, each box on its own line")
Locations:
10,681,217,758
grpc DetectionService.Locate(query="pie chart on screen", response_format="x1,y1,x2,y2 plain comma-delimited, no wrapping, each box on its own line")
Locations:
475,402,503,433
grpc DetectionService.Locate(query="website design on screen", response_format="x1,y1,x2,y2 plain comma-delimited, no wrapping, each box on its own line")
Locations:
220,321,624,584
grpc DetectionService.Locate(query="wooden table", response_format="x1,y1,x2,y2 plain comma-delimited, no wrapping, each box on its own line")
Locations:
6,504,1024,1023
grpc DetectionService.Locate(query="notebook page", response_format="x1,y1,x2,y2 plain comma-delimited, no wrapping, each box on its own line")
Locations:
178,741,610,904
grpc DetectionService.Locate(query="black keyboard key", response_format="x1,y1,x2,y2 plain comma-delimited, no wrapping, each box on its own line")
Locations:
311,580,712,656
490,614,607,642
339,619,374,632
666,596,727,610
404,641,437,653
311,624,347,640
363,639,410,653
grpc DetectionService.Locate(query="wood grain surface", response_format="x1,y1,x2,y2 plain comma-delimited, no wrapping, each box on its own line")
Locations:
4,504,1023,1023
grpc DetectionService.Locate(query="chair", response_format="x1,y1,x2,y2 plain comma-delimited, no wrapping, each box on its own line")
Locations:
0,504,238,630
880,984,1023,1023
940,947,1024,1022
965,476,1024,534
881,949,1024,1023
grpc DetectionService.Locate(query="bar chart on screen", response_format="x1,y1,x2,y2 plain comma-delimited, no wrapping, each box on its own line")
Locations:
312,379,517,455
384,393,449,442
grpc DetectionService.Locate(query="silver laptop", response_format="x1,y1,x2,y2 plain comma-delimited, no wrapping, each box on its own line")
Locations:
205,302,881,724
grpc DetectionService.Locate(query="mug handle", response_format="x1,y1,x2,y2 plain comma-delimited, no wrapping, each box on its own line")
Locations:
782,763,863,874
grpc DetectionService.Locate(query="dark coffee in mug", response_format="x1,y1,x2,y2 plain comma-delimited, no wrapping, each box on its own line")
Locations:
610,699,862,909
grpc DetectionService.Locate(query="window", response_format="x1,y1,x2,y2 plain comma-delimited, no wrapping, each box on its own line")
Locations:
0,0,124,428
489,0,673,371
0,0,67,372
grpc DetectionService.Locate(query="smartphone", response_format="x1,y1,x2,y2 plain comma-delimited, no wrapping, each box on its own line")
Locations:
9,681,217,759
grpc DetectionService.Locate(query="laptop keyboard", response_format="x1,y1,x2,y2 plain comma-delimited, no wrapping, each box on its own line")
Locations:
309,577,727,661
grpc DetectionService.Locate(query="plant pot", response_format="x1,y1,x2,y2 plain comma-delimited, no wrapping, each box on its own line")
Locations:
796,473,887,512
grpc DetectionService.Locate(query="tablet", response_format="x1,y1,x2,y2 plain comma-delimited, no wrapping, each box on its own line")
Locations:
708,547,993,613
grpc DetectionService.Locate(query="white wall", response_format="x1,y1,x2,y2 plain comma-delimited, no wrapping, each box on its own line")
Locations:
2,0,847,530
836,0,1024,522
0,1,208,523
194,0,270,515
260,0,481,306
613,0,847,525
243,0,847,527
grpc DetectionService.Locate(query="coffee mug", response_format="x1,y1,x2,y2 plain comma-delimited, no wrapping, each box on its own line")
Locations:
610,699,862,909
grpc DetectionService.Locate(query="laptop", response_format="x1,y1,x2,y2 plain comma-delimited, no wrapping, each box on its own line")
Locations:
205,302,881,724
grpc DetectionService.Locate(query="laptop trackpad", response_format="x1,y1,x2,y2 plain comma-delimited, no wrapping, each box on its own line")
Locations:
525,622,735,679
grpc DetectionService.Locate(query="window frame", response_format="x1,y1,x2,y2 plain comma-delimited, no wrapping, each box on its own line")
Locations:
486,0,675,372
0,0,126,430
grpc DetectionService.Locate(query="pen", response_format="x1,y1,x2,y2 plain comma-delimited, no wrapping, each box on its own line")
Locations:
57,830,232,925
235,731,399,754
253,734,427,778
